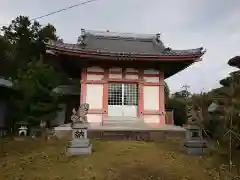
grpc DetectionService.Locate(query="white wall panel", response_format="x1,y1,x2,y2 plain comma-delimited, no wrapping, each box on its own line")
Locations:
143,77,159,83
144,69,159,74
125,74,138,79
143,86,159,110
109,67,122,72
109,73,122,78
126,68,138,72
87,66,104,72
87,74,104,80
86,84,103,109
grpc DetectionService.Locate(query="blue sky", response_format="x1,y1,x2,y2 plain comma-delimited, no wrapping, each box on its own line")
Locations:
1,0,240,93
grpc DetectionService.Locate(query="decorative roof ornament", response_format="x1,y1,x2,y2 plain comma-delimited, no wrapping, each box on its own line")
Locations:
163,47,172,52
56,38,64,44
81,28,86,37
77,36,82,45
156,33,161,43
77,28,87,47
200,47,206,54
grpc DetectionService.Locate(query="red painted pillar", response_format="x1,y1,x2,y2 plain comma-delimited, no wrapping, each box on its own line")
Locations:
138,70,144,118
80,68,87,103
159,72,165,124
102,68,109,122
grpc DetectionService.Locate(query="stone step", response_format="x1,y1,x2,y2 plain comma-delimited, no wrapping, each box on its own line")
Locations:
103,117,144,127
104,116,143,121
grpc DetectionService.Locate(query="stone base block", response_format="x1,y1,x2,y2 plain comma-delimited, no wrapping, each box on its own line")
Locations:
68,138,91,147
66,139,92,156
183,140,208,155
66,144,92,156
184,146,207,155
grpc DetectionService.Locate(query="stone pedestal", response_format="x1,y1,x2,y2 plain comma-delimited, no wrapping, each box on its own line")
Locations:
66,122,92,155
183,124,207,155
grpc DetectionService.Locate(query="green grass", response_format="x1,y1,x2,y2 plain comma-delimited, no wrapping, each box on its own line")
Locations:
0,138,234,180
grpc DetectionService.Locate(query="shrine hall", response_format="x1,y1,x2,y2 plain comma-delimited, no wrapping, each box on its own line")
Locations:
46,29,205,128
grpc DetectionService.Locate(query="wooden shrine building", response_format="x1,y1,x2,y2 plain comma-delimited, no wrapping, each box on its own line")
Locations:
46,29,205,127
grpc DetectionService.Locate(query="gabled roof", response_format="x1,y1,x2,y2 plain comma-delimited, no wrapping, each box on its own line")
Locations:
46,29,205,60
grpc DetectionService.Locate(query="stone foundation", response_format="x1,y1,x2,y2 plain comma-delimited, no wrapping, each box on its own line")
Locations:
88,130,185,141
54,123,185,142
54,129,185,141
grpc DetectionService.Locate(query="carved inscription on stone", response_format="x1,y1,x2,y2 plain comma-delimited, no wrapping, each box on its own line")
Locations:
75,130,85,139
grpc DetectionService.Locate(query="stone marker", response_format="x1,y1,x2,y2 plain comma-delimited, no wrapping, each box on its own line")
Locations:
183,123,207,155
66,103,92,155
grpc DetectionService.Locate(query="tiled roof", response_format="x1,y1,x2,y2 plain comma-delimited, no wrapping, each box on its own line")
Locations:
47,29,205,57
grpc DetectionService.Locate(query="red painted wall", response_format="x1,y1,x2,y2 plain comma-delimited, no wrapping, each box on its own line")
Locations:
80,66,166,125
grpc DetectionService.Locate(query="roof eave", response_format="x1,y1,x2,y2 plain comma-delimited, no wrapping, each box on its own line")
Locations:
46,47,204,61
164,61,196,79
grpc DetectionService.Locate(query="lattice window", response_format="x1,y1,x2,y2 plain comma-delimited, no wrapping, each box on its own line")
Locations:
108,83,122,105
124,84,138,105
108,83,138,105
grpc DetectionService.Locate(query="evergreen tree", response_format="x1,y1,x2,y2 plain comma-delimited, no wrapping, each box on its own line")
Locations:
13,60,62,126
1,16,65,128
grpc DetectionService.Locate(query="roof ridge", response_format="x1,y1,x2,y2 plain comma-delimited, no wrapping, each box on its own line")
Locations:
88,35,154,43
85,29,157,40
